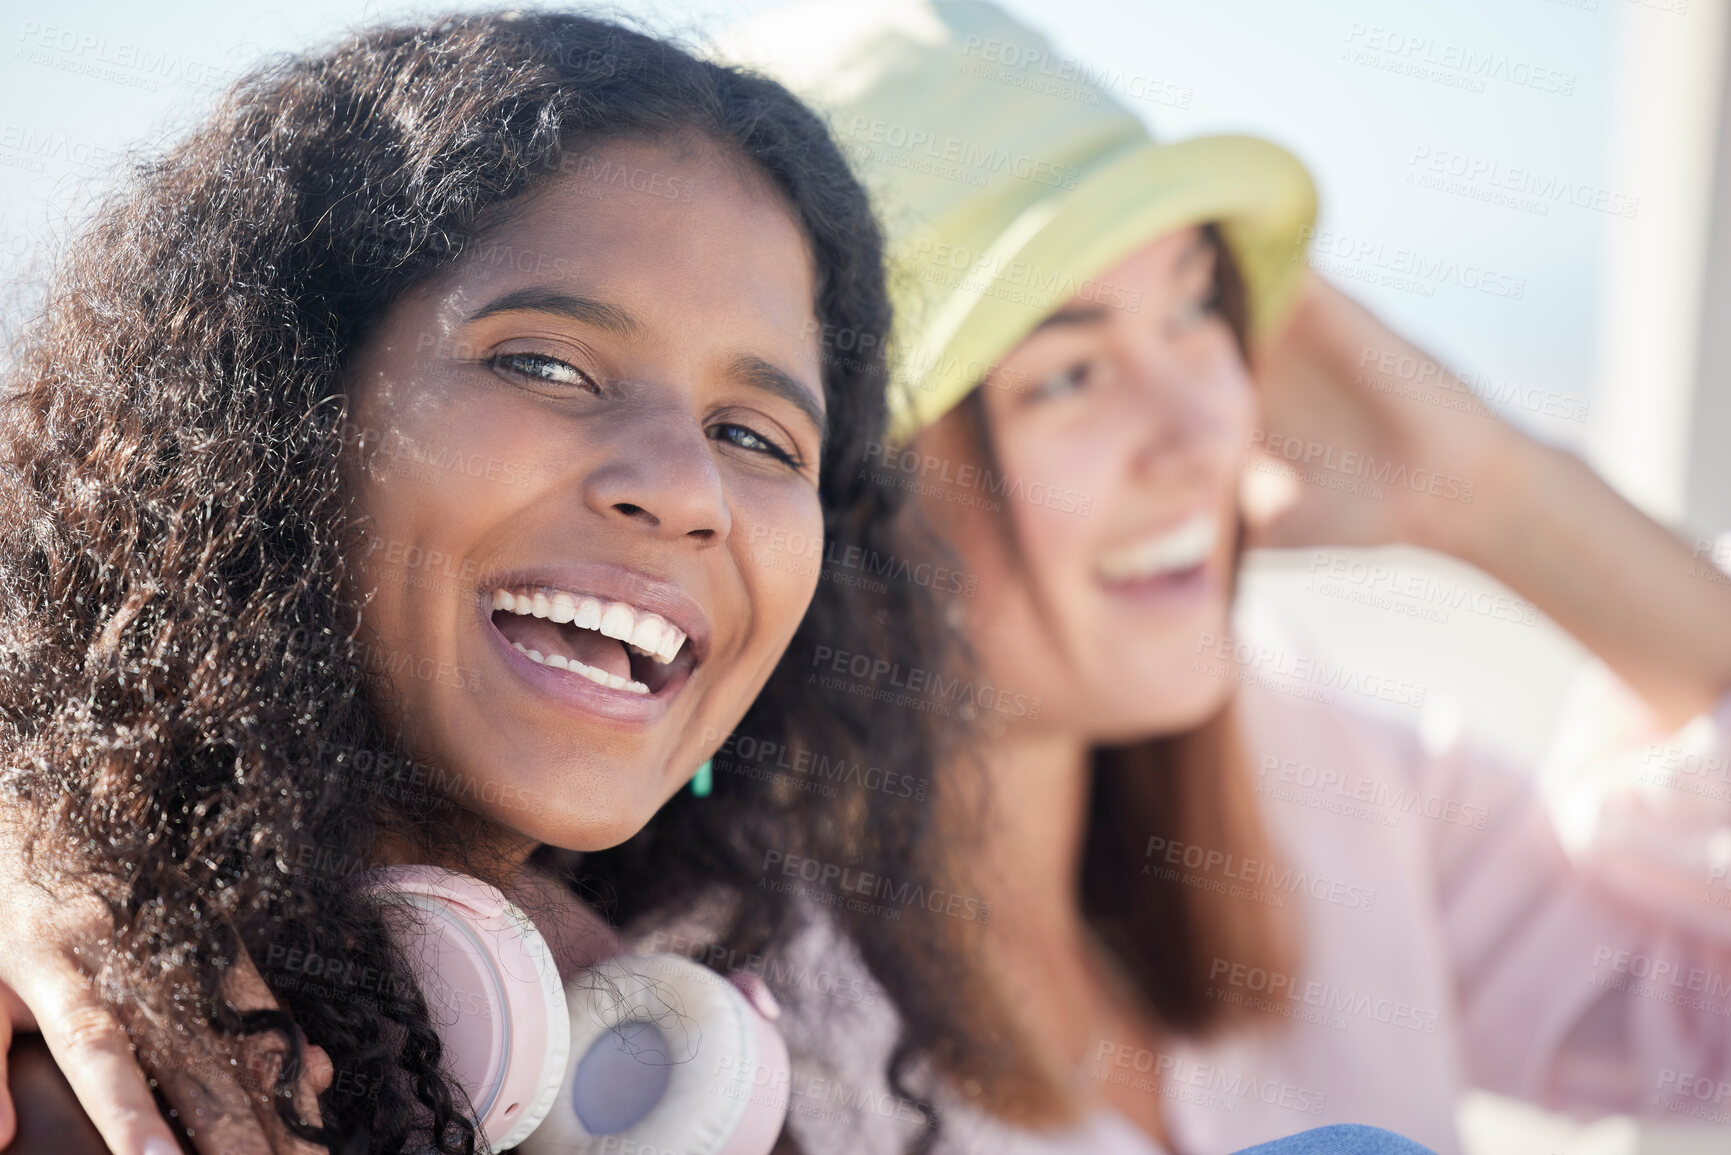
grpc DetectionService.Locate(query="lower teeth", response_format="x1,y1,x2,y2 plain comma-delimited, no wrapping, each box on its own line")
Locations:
513,641,649,695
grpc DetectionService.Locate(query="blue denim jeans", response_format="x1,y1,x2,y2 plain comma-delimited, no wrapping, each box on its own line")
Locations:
1233,1125,1438,1154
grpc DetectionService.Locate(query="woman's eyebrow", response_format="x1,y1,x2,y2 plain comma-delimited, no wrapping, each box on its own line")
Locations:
465,287,642,337
1031,303,1111,332
1036,236,1216,334
726,353,829,444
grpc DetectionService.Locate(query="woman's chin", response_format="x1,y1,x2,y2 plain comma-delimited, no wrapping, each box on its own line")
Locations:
1095,671,1233,743
466,770,671,854
528,810,658,854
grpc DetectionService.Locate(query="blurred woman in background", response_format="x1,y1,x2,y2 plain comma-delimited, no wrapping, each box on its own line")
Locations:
726,2,1731,1152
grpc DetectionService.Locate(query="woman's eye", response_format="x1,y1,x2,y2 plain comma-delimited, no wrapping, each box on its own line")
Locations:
1170,286,1220,333
487,351,598,392
1030,362,1091,401
711,422,801,467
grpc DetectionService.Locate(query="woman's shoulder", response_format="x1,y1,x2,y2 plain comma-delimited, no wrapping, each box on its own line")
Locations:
755,906,1171,1154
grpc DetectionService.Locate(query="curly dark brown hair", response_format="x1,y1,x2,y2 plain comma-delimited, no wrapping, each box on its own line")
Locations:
0,10,988,1152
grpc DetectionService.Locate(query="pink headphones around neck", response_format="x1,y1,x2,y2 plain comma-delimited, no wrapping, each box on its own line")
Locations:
356,865,791,1154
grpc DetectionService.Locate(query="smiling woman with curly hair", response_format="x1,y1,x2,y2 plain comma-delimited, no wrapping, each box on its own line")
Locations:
0,12,994,1153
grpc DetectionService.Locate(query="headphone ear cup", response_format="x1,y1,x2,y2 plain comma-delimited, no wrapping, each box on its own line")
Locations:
520,953,792,1155
355,866,570,1153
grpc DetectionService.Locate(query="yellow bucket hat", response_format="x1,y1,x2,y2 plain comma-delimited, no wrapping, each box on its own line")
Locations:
715,0,1319,445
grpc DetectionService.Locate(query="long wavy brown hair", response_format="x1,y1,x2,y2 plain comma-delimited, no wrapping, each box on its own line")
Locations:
0,11,988,1152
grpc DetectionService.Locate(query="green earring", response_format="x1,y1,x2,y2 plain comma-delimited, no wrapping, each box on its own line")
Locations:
690,758,713,797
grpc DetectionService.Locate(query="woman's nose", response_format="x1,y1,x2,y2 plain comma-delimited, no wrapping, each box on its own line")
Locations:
580,403,732,545
1119,340,1239,474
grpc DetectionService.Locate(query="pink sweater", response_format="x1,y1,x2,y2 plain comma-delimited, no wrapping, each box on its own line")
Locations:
771,603,1731,1154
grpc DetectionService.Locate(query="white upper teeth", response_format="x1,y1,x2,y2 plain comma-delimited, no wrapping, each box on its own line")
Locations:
490,586,689,665
1096,512,1218,582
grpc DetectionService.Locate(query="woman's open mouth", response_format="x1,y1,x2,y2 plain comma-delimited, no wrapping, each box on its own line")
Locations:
1093,511,1220,605
488,586,698,696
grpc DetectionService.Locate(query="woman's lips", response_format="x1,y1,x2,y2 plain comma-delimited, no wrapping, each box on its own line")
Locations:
473,564,710,723
1093,510,1224,611
483,609,696,723
1095,511,1219,584
489,586,695,694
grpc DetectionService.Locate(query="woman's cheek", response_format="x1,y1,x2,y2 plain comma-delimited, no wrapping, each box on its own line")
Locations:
1010,485,1092,571
737,480,826,642
1209,344,1259,459
1007,428,1108,556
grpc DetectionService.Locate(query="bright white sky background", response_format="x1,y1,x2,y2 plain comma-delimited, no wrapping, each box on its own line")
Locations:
0,0,1630,450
